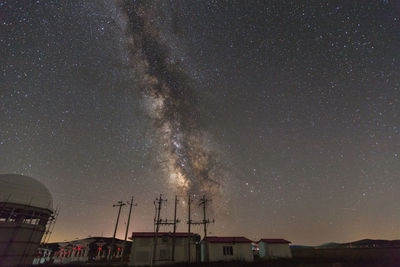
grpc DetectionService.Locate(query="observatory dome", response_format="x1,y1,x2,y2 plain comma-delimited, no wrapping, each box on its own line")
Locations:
0,174,53,211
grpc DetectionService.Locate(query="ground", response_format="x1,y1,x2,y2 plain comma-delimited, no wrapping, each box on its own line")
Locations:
34,247,400,267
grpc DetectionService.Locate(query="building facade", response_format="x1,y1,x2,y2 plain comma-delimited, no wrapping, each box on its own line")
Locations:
0,174,55,267
32,245,54,265
201,236,254,262
129,232,199,266
33,237,130,264
257,238,292,259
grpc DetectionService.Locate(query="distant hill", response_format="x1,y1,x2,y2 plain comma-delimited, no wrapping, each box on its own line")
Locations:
314,239,400,248
317,242,342,248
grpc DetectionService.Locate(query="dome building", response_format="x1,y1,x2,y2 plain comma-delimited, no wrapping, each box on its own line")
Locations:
0,174,55,267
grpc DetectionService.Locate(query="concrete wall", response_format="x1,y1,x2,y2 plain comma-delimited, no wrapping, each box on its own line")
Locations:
259,242,292,259
202,242,253,262
129,237,196,266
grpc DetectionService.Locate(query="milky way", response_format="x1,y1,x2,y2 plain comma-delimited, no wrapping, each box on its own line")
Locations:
114,0,225,199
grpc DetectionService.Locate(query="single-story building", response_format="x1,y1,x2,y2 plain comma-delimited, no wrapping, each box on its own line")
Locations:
129,232,200,266
35,237,130,264
257,238,292,259
32,245,54,265
201,236,254,262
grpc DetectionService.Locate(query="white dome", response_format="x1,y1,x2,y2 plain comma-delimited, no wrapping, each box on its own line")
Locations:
0,174,53,211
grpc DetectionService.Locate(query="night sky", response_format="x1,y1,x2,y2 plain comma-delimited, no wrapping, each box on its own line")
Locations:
2,0,400,245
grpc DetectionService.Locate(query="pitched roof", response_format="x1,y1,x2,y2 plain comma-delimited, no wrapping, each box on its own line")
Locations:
258,238,291,244
203,236,252,243
131,232,194,238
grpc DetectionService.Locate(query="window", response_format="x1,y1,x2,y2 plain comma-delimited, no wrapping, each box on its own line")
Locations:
223,246,233,256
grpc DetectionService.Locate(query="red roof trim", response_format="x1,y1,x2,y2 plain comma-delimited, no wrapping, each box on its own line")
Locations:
258,238,291,244
131,232,194,238
203,236,252,243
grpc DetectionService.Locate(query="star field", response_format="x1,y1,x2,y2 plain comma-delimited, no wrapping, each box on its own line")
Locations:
1,0,400,245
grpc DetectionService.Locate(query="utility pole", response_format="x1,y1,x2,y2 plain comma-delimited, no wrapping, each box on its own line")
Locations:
151,194,164,267
110,201,126,261
187,194,192,263
124,196,137,241
171,195,178,261
190,195,214,238
123,196,137,262
188,194,214,263
199,195,212,238
151,194,180,266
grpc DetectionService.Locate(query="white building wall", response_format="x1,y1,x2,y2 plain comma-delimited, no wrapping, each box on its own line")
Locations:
258,242,292,259
129,237,196,266
204,242,253,262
